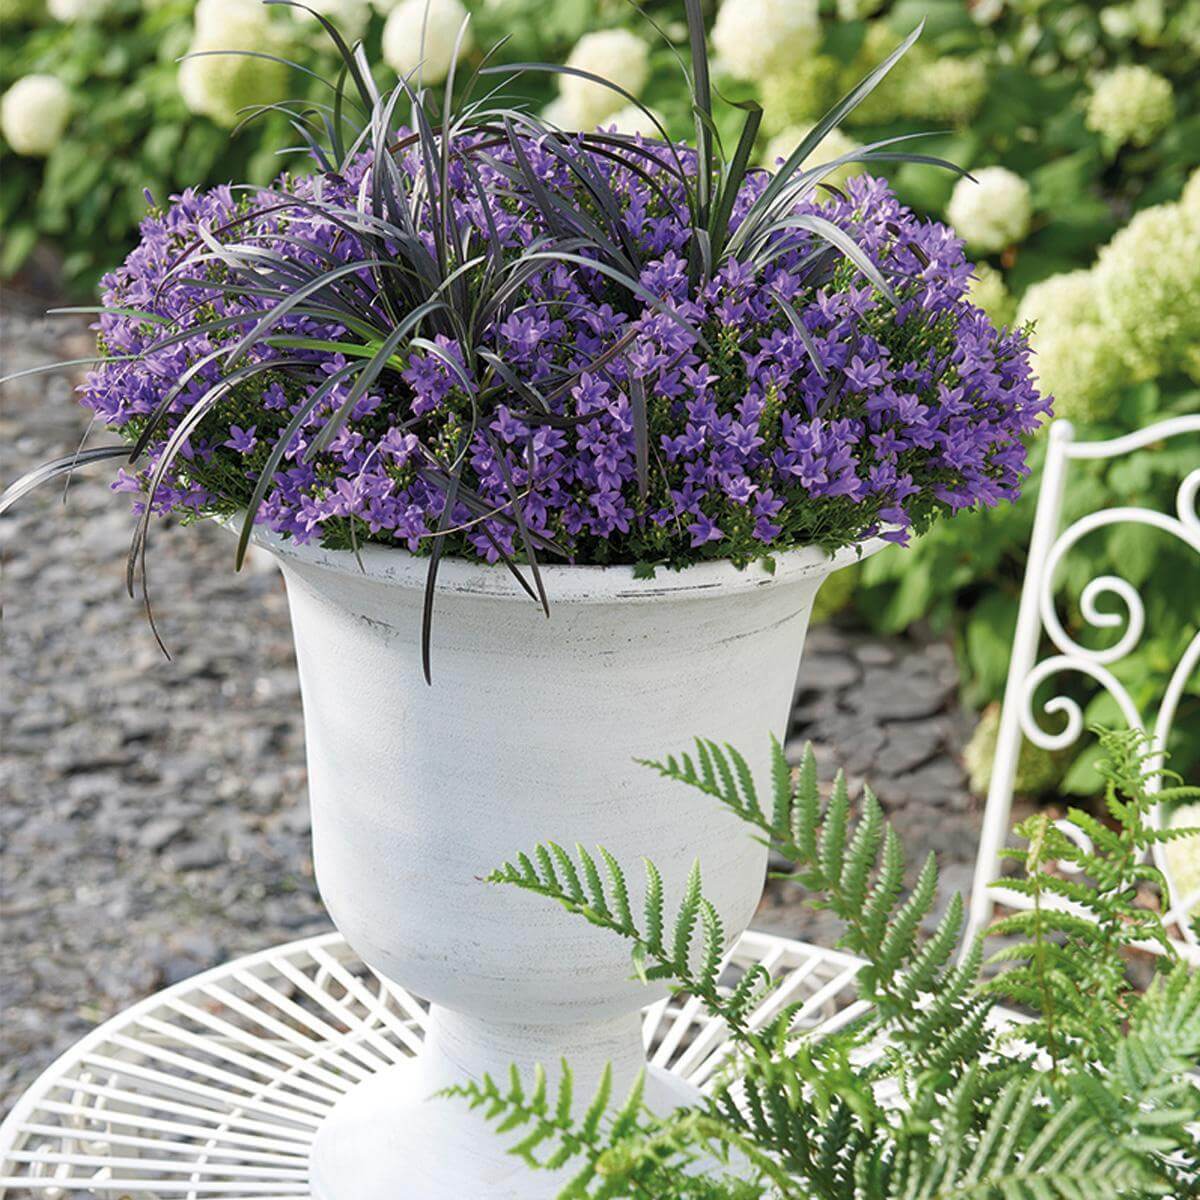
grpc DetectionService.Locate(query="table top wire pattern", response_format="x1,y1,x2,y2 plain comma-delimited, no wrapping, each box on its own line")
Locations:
0,929,869,1200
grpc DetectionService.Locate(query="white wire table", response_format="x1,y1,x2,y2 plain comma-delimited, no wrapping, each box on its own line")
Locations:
0,928,869,1199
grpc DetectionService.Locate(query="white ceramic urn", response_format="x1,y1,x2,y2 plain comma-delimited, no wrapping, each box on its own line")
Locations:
256,530,872,1199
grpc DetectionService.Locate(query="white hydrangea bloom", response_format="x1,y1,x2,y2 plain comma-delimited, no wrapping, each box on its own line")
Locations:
558,29,650,129
47,0,112,21
946,166,1032,253
1016,270,1125,425
1,74,72,157
1086,64,1174,149
1094,200,1200,381
598,103,664,139
179,17,291,128
1017,269,1098,330
291,0,372,43
540,96,574,130
193,0,270,36
762,124,862,190
382,0,472,85
966,264,1014,326
712,0,820,81
904,56,988,125
1024,321,1126,426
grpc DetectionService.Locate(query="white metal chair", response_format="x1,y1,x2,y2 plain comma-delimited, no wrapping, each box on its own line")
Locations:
965,415,1200,962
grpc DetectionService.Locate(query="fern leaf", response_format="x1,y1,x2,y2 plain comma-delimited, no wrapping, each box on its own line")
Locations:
673,859,704,968
576,843,611,920
643,858,666,957
581,1062,613,1142
769,735,791,832
549,841,586,904
599,846,634,933
875,852,938,981
726,741,765,822
817,771,851,886
792,743,821,862
841,787,885,913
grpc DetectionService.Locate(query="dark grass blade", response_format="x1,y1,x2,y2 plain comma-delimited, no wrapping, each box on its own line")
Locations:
179,48,366,112
48,305,169,325
265,0,376,113
0,445,131,516
233,360,363,569
706,99,762,267
488,432,549,617
0,355,135,386
683,0,713,220
774,293,826,382
479,62,679,153
737,21,925,250
630,373,649,509
477,350,549,415
767,213,898,306
421,462,463,684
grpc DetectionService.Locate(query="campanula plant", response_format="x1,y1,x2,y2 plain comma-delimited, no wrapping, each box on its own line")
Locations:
2,2,1050,676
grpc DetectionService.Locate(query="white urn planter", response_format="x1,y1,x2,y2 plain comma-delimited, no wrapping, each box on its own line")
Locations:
253,530,878,1199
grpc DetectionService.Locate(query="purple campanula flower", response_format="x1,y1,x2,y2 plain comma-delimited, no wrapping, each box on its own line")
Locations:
80,139,1048,572
225,426,258,454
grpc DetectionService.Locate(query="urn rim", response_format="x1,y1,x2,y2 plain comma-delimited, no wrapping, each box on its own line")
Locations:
243,518,887,604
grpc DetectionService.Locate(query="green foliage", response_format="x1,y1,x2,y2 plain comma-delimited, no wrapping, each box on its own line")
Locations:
984,728,1200,1069
458,729,1200,1198
0,0,312,290
775,2,1200,787
856,411,1200,785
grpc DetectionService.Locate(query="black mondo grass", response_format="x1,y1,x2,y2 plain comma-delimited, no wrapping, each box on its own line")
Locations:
0,2,964,677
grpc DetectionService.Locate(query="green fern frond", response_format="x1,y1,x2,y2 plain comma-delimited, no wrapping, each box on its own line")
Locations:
469,728,1196,1200
489,846,744,1031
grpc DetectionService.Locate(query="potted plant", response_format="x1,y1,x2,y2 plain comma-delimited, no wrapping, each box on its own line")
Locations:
0,5,1049,1196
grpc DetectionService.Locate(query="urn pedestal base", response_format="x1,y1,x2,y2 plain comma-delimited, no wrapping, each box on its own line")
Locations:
308,1005,700,1200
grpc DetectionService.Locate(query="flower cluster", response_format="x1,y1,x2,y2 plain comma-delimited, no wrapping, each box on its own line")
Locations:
178,0,291,128
83,137,1048,569
946,167,1033,255
1085,64,1175,150
711,0,821,82
550,28,651,130
1093,190,1200,383
381,0,471,84
1016,168,1200,425
1016,270,1128,425
1,73,72,156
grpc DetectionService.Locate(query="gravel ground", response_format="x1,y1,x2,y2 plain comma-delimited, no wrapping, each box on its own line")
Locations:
0,293,987,1115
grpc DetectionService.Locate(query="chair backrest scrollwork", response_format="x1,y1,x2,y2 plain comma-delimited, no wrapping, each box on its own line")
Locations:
965,416,1200,963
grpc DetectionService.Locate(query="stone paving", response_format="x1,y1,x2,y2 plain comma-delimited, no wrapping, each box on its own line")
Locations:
0,294,988,1114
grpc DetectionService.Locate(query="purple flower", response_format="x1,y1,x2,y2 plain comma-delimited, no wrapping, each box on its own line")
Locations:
224,425,258,453
81,144,1048,572
687,513,724,547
